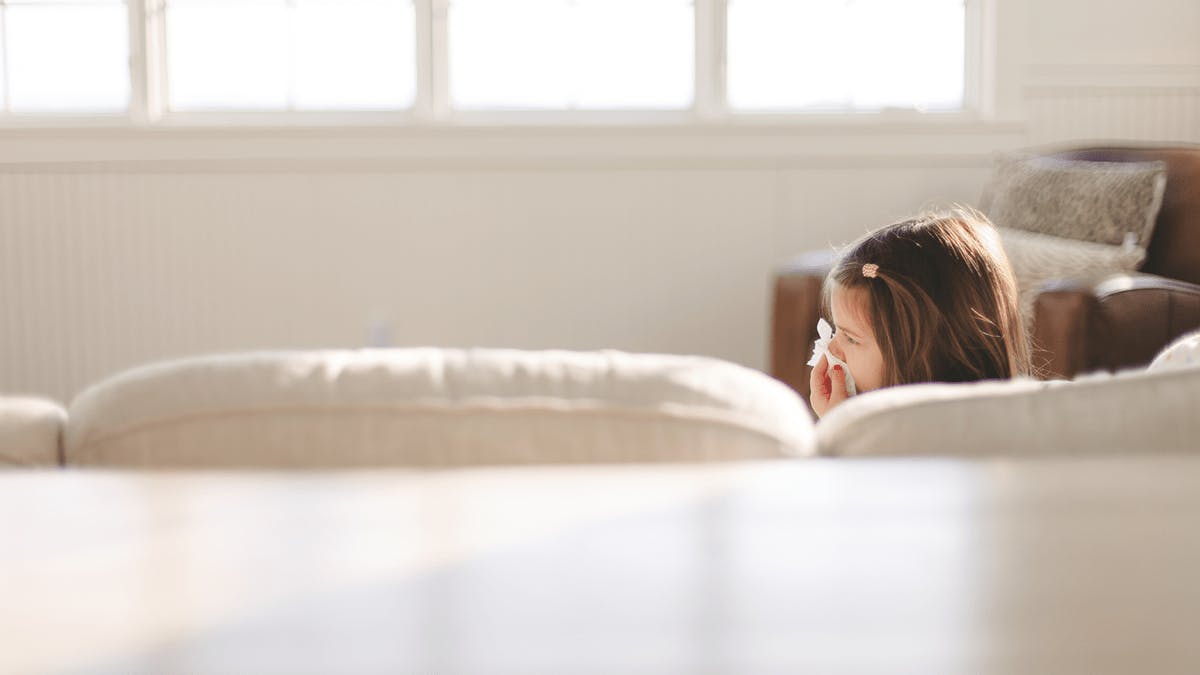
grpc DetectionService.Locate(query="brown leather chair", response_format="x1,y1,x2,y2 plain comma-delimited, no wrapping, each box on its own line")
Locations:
770,144,1200,400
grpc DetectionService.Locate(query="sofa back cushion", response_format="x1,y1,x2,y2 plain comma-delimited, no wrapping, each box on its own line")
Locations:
65,348,814,468
816,367,1200,457
0,397,66,467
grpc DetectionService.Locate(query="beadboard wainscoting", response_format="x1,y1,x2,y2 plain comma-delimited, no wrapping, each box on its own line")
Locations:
1025,66,1200,145
0,149,1000,402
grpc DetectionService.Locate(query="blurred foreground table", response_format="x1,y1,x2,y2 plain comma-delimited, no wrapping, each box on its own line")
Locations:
3,456,1200,675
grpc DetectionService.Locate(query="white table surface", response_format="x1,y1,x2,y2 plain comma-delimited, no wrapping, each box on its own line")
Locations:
3,456,1200,675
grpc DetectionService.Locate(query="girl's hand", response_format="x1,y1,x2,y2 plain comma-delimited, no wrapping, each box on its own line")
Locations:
809,354,850,419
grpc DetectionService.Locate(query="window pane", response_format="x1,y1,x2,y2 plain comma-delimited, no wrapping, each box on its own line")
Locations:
5,1,129,112
848,0,964,110
166,0,415,111
574,0,692,109
450,0,571,109
167,1,289,110
728,0,964,111
293,0,415,110
449,0,693,110
727,0,847,110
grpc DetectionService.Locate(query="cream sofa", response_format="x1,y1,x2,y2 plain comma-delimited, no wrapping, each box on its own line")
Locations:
6,348,814,468
4,346,1199,468
816,367,1200,457
0,397,66,466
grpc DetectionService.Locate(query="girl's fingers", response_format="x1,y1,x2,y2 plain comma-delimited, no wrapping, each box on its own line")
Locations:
809,354,829,395
809,355,835,418
828,365,848,404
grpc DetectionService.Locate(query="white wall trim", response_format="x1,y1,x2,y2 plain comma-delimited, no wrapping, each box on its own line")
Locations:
0,119,1027,169
1024,65,1200,90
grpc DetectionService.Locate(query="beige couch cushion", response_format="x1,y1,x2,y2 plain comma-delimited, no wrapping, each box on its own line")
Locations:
65,348,813,468
998,226,1146,328
0,397,66,467
816,367,1200,457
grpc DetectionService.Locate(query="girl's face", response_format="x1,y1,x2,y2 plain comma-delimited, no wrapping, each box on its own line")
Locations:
828,284,886,393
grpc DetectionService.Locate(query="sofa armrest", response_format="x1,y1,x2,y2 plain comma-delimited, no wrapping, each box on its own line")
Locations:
770,249,837,398
816,369,1200,457
1033,273,1200,378
0,397,66,467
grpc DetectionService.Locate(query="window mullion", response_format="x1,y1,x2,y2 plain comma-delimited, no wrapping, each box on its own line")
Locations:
432,0,450,120
285,0,297,111
1,4,10,113
965,0,986,116
694,0,727,122
416,0,448,122
133,0,167,123
127,0,146,121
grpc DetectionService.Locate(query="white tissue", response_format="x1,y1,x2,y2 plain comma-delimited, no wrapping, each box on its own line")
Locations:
806,318,858,396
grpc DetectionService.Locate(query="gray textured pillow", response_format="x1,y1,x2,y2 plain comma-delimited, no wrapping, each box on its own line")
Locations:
984,154,1167,247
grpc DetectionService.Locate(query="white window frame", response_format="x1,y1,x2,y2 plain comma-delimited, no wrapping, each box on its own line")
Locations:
0,0,993,127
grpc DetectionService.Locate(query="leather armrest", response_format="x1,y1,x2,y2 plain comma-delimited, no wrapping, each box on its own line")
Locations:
1033,273,1200,378
770,249,837,398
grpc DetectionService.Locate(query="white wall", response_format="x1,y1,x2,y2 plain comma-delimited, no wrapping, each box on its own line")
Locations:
2,0,1199,402
1026,0,1200,66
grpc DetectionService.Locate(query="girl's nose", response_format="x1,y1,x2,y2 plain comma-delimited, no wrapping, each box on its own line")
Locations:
828,335,846,361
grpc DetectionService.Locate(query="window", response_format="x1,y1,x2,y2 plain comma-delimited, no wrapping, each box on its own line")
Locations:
165,0,416,111
0,0,129,112
727,0,966,111
448,0,693,110
0,0,976,121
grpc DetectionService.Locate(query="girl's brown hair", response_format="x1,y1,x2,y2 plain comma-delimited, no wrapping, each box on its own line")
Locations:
824,208,1031,388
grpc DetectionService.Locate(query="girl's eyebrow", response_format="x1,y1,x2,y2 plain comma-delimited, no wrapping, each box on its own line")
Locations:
835,323,865,341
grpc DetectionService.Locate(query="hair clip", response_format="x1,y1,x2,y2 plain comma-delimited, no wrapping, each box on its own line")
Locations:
861,263,879,279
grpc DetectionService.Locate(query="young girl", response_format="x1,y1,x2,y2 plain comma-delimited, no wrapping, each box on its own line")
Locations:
809,209,1032,418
